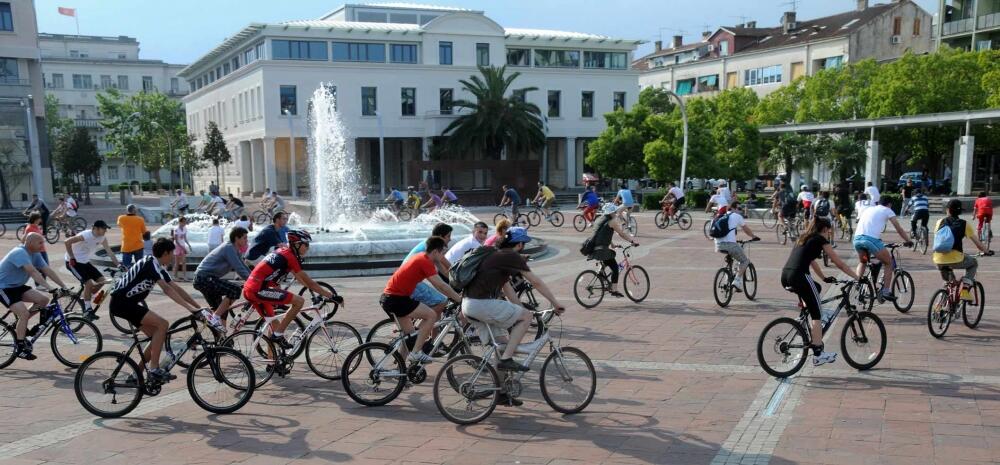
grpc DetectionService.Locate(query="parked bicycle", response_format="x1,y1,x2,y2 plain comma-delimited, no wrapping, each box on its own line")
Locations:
927,254,990,338
573,244,649,308
0,289,102,369
713,238,760,308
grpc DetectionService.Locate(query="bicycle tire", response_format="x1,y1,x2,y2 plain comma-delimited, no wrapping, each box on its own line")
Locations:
550,211,565,227
72,217,87,233
74,351,144,418
762,210,777,229
856,279,877,312
0,321,17,369
305,321,363,380
51,316,103,368
433,354,498,425
15,224,26,241
515,214,531,229
573,270,605,308
527,210,542,227
927,289,952,338
252,210,269,225
654,211,667,229
891,270,915,313
493,213,507,225
713,268,733,308
756,317,809,378
222,330,276,388
703,220,712,239
540,347,596,414
44,225,59,244
744,263,758,301
840,312,887,371
963,281,986,328
397,210,412,221
919,228,929,255
365,318,397,345
296,282,338,321
167,315,215,369
677,212,692,230
572,215,586,232
777,223,788,245
624,265,650,303
626,216,638,236
341,342,407,407
187,347,255,414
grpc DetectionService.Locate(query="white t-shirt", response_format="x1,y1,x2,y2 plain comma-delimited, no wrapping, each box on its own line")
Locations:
210,195,226,210
715,212,745,244
177,193,188,207
668,186,684,199
709,194,728,208
797,192,815,203
64,196,78,217
855,200,870,217
65,230,105,263
233,219,252,230
865,185,880,204
207,225,225,248
854,205,895,239
445,234,483,264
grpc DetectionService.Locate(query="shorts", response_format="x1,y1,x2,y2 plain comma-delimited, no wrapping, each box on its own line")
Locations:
853,234,885,256
244,284,293,318
178,204,189,213
781,206,797,218
542,198,554,209
67,261,103,283
411,281,446,307
174,244,188,257
462,298,524,336
108,297,150,328
194,274,242,309
781,271,822,321
715,241,749,267
0,285,32,308
380,293,421,318
673,197,684,208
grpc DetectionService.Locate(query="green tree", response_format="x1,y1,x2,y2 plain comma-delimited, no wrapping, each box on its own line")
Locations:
44,94,73,145
643,97,718,182
54,127,102,205
712,88,761,181
201,121,231,186
587,87,676,181
441,66,545,160
98,88,189,185
763,133,815,181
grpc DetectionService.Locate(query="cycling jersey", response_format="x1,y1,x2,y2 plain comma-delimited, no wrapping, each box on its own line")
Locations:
111,256,172,305
247,247,301,288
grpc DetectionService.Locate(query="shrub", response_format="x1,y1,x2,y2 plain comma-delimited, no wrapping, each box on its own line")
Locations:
686,190,711,208
642,189,666,210
879,193,903,212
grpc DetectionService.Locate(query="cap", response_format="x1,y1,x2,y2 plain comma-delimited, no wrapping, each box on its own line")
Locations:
126,204,136,213
505,227,531,244
93,220,110,229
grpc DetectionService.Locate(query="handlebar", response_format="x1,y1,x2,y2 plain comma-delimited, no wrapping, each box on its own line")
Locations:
737,237,761,245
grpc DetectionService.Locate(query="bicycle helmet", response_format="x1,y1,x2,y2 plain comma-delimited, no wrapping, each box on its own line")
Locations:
286,229,312,262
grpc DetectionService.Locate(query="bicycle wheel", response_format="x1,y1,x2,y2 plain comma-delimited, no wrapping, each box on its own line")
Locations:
305,321,363,380
919,228,929,255
756,317,809,378
855,278,877,312
703,220,712,239
527,210,542,227
540,347,596,414
927,289,953,338
74,351,144,418
297,282,338,321
654,211,668,229
623,265,650,303
0,321,17,369
44,225,59,244
963,281,986,328
713,268,734,308
187,347,255,414
433,354,498,425
762,210,777,229
15,224,26,241
677,212,692,230
72,217,87,233
572,215,586,232
777,223,788,245
252,210,269,225
744,263,758,301
397,210,412,221
573,270,605,308
166,315,215,369
840,312,887,371
341,342,407,407
626,216,638,236
222,330,276,388
365,318,397,345
549,211,565,227
253,315,307,359
493,213,507,225
514,214,531,229
51,317,103,368
891,270,915,313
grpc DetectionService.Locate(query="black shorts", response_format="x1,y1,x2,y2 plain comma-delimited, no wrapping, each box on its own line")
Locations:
178,204,189,213
781,206,797,219
194,274,242,309
781,270,822,321
67,261,103,283
109,296,150,328
0,285,32,308
380,293,420,318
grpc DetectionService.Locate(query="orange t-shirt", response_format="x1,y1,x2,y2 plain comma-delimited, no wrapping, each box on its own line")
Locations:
383,253,436,296
25,224,44,251
117,214,147,253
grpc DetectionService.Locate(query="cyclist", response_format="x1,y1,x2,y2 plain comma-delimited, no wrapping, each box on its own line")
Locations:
777,184,798,238
579,185,600,226
781,218,860,367
533,182,556,219
661,181,685,217
901,179,915,215
613,183,635,215
934,199,993,301
22,213,47,264
225,194,245,219
233,214,253,232
207,193,227,217
243,230,336,349
380,236,462,364
195,190,211,212
194,226,252,330
909,189,930,239
811,191,836,244
499,184,522,219
835,183,853,233
441,187,458,206
246,212,289,262
797,185,814,221
64,220,123,320
23,194,50,228
445,221,489,264
385,187,406,212
705,185,729,214
423,189,443,213
974,191,993,241
49,195,69,222
0,233,70,360
261,188,286,214
484,218,511,247
406,187,421,217
854,192,871,217
109,238,205,381
852,197,912,301
170,189,189,215
865,181,880,205
64,193,79,218
586,204,639,297
713,200,760,292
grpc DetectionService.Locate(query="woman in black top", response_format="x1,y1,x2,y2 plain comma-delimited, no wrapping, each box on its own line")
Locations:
780,217,859,367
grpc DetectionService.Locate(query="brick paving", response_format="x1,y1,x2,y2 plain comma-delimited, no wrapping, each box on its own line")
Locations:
2,207,1000,464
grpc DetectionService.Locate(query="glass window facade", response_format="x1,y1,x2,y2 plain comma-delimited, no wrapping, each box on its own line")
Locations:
332,42,386,62
272,40,328,60
512,89,527,103
744,65,782,86
583,51,627,69
0,3,12,31
0,58,18,83
476,43,490,66
280,85,297,115
439,88,453,114
534,49,580,68
547,90,561,117
362,87,377,116
401,87,416,116
439,41,453,65
506,48,529,66
390,44,418,63
100,75,112,89
581,91,594,118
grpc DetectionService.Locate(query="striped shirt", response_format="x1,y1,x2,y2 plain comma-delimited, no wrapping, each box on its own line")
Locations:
910,195,929,212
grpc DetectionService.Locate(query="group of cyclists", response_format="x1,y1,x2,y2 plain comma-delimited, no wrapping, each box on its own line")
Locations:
385,186,459,217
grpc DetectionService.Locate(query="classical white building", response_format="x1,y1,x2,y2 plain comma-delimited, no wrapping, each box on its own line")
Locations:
39,33,188,188
180,3,641,198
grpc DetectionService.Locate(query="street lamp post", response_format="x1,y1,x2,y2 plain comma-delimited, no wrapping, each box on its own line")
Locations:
662,90,689,191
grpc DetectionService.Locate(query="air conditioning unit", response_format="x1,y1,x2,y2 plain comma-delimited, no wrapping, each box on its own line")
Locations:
707,44,715,52
890,35,902,44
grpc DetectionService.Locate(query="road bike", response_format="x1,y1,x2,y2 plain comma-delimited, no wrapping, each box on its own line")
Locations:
251,207,284,225
927,254,990,338
493,206,530,229
573,244,649,308
757,279,887,378
654,203,692,230
0,289,102,369
713,238,760,307
74,313,255,418
432,309,596,424
910,224,929,255
857,243,915,313
526,202,565,228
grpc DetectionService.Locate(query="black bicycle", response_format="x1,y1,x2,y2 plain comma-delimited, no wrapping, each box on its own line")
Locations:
857,243,915,313
713,238,760,307
757,279,887,378
526,202,565,228
910,225,929,255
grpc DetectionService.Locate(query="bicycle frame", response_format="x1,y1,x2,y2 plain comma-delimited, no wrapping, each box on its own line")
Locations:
463,310,559,394
3,299,78,346
366,306,469,379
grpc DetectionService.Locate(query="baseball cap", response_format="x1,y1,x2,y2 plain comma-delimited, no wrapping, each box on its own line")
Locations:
93,220,110,229
505,227,531,244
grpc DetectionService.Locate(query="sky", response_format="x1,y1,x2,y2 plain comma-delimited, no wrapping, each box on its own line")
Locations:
36,0,940,65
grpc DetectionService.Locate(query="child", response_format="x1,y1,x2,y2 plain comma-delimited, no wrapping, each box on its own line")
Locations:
142,231,153,257
207,218,224,251
23,212,47,264
171,216,192,281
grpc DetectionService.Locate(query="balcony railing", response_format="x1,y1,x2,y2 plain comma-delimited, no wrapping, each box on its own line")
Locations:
980,12,1000,29
943,18,975,35
75,118,103,128
0,77,30,86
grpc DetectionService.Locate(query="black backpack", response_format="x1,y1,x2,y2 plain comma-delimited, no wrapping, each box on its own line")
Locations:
709,212,734,238
580,219,611,256
781,191,796,208
449,246,497,292
814,198,830,216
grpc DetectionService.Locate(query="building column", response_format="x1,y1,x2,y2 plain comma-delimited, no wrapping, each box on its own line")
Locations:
250,139,265,195
263,137,277,193
864,139,880,188
565,137,577,188
956,136,975,196
240,141,252,196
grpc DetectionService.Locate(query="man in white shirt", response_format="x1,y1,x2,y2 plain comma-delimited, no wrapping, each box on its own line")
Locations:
797,186,815,219
445,222,489,264
209,194,227,216
64,220,123,319
852,197,911,301
865,182,880,205
64,194,78,218
207,218,225,251
717,181,731,205
713,200,759,292
170,189,189,214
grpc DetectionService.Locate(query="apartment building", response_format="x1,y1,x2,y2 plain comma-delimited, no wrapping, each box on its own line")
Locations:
939,0,1000,50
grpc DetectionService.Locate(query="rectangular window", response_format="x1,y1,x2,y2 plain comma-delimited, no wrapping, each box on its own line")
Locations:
280,85,296,115
506,48,529,66
100,75,112,89
126,165,135,178
892,16,902,35
720,40,730,56
216,66,222,79
726,72,738,88
332,42,386,62
223,63,230,75
535,49,580,68
170,77,179,93
272,40,328,60
72,74,92,89
583,51,627,69
70,50,79,58
696,75,718,93
439,88,453,114
547,90,561,118
117,75,128,90
255,42,265,60
357,11,387,22
512,89,527,103
362,87,377,116
107,166,118,180
675,78,695,96
613,91,626,110
476,43,490,66
439,41,453,65
0,3,12,31
52,73,64,88
232,57,240,70
401,87,416,116
913,18,921,36
581,91,594,118
142,76,153,91
0,58,17,83
390,44,418,63
743,65,782,86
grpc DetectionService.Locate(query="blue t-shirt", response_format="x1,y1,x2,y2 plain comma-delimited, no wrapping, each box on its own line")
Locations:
583,191,600,207
403,241,427,262
0,246,48,288
246,224,284,261
505,188,521,206
617,189,635,207
391,190,405,201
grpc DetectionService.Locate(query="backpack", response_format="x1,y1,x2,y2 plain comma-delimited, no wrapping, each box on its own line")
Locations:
781,190,796,208
580,217,612,256
814,198,830,217
933,223,955,253
709,212,734,238
449,246,497,292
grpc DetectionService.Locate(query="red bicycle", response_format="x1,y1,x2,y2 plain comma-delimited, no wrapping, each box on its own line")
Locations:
927,253,991,338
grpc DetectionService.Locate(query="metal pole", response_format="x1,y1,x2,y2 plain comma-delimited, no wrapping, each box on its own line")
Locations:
665,90,689,191
23,97,45,199
376,112,386,198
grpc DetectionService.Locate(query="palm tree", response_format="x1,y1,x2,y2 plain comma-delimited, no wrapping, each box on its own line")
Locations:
441,66,545,159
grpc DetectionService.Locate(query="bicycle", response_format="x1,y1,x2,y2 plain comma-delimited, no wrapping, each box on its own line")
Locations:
526,202,565,228
55,267,139,334
910,224,929,255
573,244,649,308
776,217,800,246
713,238,760,307
980,220,992,251
856,243,915,313
74,313,255,418
572,205,598,232
251,207,284,225
432,309,596,424
757,279,887,378
621,207,638,237
493,206,530,229
43,214,87,244
927,255,990,338
0,289,102,369
654,203,692,230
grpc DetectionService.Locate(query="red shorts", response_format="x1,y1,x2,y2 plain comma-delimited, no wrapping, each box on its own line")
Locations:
243,283,293,317
977,212,993,231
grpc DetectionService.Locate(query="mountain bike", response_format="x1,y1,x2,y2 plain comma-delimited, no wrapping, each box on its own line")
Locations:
857,243,915,313
44,215,87,244
654,203,692,230
56,267,135,334
927,253,991,338
757,279,887,378
0,289,102,369
910,224,929,255
74,313,255,418
493,206,530,229
713,238,760,307
573,244,649,308
526,202,565,227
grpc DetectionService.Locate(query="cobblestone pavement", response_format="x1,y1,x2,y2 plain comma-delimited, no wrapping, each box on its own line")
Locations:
3,208,1000,465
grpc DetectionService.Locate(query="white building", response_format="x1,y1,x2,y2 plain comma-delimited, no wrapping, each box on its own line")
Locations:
39,33,188,189
180,3,641,198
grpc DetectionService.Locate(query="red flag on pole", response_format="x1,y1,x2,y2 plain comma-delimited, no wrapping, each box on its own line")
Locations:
57,7,76,17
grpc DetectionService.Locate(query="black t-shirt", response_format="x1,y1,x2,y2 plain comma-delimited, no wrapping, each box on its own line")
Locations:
902,185,914,197
111,256,172,304
246,225,282,260
231,198,244,208
783,235,829,275
464,249,530,300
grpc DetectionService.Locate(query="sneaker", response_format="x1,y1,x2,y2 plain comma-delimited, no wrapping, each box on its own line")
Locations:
879,289,896,302
497,393,524,407
732,278,744,292
407,351,433,364
497,358,530,372
268,334,293,350
15,344,37,361
200,309,225,332
82,308,99,321
147,368,177,382
812,351,837,367
25,324,41,338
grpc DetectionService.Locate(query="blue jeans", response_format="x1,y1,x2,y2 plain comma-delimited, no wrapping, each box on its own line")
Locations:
122,249,144,268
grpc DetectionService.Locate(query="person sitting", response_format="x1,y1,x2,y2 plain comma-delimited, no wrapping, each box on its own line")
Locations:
533,182,556,219
441,187,458,206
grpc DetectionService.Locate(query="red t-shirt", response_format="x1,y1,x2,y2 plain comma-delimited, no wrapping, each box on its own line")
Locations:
247,247,302,288
384,253,436,296
975,197,993,215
